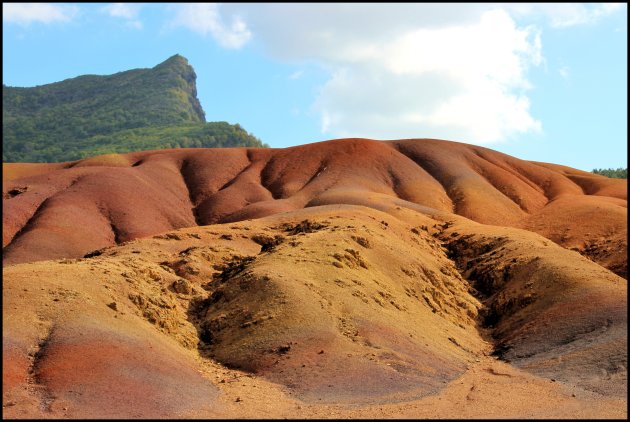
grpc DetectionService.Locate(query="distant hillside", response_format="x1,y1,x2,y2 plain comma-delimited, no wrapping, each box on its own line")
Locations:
3,55,267,162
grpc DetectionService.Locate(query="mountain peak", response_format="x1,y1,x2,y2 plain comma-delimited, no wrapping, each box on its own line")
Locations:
154,54,190,69
2,55,269,162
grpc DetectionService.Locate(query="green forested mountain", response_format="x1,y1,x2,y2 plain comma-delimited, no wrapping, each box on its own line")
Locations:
3,54,267,162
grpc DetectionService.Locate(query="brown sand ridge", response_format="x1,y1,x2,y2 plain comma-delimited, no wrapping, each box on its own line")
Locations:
2,138,627,418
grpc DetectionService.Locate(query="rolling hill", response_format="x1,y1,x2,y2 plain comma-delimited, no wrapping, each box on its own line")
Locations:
2,138,627,418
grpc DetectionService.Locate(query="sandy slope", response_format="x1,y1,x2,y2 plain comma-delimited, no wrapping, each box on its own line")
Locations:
2,138,627,418
2,204,626,418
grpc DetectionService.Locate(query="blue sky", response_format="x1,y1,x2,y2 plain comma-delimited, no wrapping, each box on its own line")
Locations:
3,3,627,171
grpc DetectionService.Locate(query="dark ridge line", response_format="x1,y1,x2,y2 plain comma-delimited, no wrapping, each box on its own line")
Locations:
471,150,551,206
391,143,458,214
526,162,583,202
386,152,454,207
552,174,587,199
3,177,83,250
110,221,123,244
252,149,281,200
466,161,530,215
258,151,330,200
3,197,52,255
562,174,591,196
217,150,256,192
472,149,542,193
179,158,203,226
387,142,452,200
26,324,56,413
93,204,124,246
387,165,409,202
295,161,330,196
188,157,255,226
260,150,299,198
179,150,266,227
506,165,553,206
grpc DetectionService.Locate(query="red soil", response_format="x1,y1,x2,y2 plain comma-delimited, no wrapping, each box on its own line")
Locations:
3,138,626,276
2,138,627,418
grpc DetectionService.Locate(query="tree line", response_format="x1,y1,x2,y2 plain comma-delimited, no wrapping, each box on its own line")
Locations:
592,168,627,179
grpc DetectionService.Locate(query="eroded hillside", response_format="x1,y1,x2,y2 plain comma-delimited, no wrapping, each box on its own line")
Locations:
3,138,627,277
2,205,626,418
2,138,626,418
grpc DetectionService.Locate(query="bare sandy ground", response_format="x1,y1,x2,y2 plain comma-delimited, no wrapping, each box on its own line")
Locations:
3,205,626,418
2,139,627,418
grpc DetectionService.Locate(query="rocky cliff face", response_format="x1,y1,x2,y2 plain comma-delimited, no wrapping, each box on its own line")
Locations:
151,54,206,123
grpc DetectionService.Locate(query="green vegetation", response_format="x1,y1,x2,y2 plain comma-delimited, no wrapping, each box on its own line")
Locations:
592,168,627,179
3,54,267,163
60,122,266,161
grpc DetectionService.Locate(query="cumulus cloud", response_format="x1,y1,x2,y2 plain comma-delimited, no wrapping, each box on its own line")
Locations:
3,3,78,25
170,3,251,49
101,3,143,29
227,4,492,62
231,4,543,144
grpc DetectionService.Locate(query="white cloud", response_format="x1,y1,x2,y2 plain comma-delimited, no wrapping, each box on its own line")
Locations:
101,3,143,29
548,3,624,28
170,3,251,49
101,3,139,19
3,3,78,25
507,3,627,28
233,5,543,144
227,4,491,62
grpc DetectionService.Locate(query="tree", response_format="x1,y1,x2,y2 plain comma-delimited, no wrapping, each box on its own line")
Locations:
592,168,627,179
